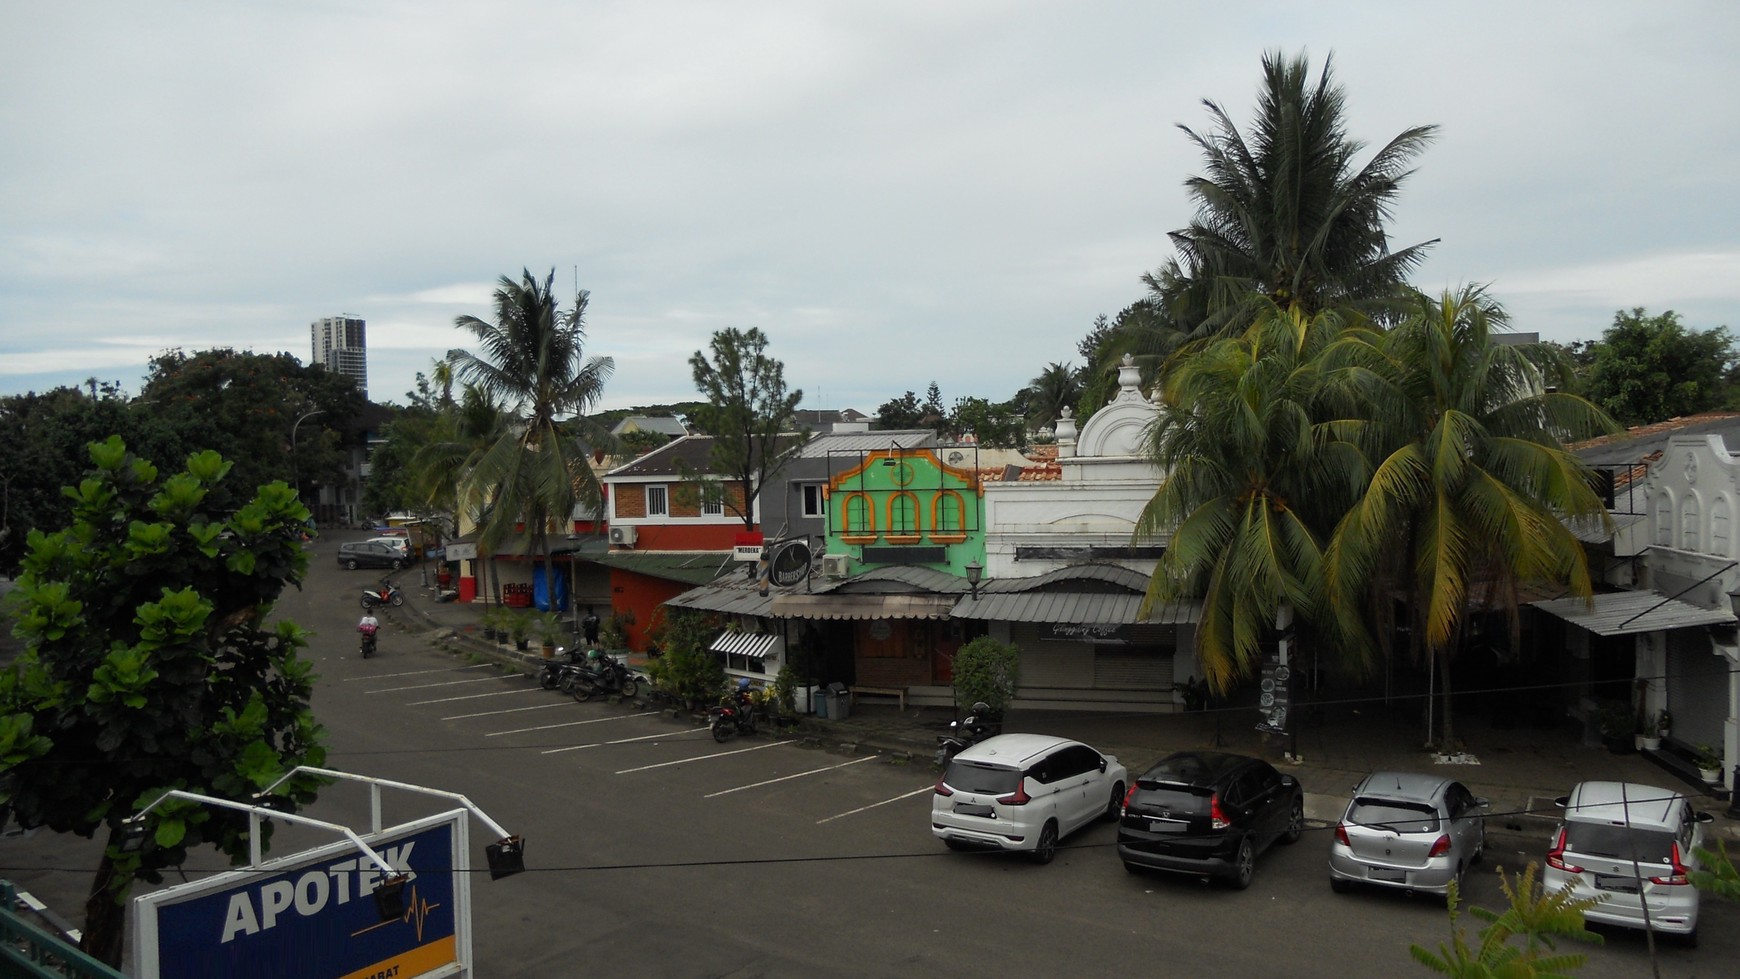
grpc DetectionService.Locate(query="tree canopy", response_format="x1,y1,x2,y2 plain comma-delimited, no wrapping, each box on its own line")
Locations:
685,327,805,531
1582,307,1737,425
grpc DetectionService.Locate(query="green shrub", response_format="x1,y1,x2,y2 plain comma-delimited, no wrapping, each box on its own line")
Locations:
644,607,725,707
952,637,1020,715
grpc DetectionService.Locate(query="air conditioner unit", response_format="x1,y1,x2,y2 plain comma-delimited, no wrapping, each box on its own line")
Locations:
820,554,850,578
608,525,637,547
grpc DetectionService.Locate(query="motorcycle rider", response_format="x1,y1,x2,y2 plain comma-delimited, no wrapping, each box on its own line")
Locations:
357,610,380,657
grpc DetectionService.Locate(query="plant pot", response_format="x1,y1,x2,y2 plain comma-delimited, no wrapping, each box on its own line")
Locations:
1603,734,1634,755
1640,736,1661,751
541,643,555,660
515,639,529,651
1698,767,1721,784
1633,734,1647,751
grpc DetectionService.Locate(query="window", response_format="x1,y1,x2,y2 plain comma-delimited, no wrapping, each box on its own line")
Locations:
646,484,668,516
1713,497,1731,557
842,493,873,535
1681,496,1700,551
888,493,918,536
934,493,963,533
801,484,825,518
701,495,723,516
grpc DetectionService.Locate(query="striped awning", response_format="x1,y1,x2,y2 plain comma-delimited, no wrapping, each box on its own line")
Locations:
1530,591,1735,636
708,631,781,659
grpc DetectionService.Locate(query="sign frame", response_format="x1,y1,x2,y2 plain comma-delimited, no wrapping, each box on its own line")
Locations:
130,809,472,979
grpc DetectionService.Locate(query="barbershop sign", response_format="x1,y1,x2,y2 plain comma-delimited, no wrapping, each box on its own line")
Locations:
1040,622,1131,644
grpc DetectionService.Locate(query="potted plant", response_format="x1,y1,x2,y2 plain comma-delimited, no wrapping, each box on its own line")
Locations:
1694,743,1723,783
508,612,532,651
488,606,513,645
436,563,453,588
1593,701,1635,754
478,605,502,642
534,612,564,659
1656,708,1672,739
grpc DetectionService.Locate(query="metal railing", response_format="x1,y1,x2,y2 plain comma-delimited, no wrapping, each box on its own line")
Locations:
0,881,126,979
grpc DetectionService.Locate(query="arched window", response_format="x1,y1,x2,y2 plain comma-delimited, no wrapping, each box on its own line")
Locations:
1681,495,1701,551
930,492,967,542
841,493,874,537
887,492,919,538
1713,497,1732,558
1653,490,1674,547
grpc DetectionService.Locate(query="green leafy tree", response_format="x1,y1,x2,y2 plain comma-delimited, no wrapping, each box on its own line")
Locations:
1018,362,1084,432
644,607,726,707
0,387,136,572
949,395,1026,448
1327,287,1614,745
1410,864,1600,977
450,269,614,598
876,391,926,430
950,637,1021,715
684,327,806,531
0,437,327,965
1693,840,1740,902
1583,308,1737,425
1147,50,1438,339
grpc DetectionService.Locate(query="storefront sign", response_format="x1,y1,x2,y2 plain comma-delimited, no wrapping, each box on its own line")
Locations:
1041,622,1130,644
444,541,477,561
1256,661,1292,735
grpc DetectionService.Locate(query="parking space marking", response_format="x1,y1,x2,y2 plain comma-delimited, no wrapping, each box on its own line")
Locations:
703,756,878,798
406,687,539,706
614,741,782,773
343,664,493,681
485,712,659,738
539,728,706,753
817,785,935,824
367,676,513,694
443,702,576,721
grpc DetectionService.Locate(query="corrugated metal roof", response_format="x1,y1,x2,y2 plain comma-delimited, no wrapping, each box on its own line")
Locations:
977,563,1153,594
1568,512,1646,545
708,631,781,658
770,593,958,620
952,591,1199,624
791,429,934,459
593,550,736,585
812,565,969,595
664,578,777,616
1530,591,1734,636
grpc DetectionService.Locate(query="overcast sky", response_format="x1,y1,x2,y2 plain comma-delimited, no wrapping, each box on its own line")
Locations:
4,1,1737,415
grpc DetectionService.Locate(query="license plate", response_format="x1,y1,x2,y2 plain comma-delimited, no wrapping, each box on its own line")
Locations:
1594,874,1640,893
1369,867,1407,883
954,803,994,817
1148,818,1187,833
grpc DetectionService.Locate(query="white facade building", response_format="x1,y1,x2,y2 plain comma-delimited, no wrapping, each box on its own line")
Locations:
311,315,368,397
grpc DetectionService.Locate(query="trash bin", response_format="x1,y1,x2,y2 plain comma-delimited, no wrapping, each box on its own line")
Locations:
812,685,829,719
826,682,851,721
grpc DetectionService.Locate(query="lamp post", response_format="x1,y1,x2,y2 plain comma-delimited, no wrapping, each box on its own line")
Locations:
964,559,983,601
290,408,326,510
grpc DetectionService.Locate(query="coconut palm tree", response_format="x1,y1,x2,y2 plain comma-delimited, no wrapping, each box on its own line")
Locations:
1149,50,1439,339
1136,302,1376,691
1021,362,1085,430
450,269,614,603
1326,286,1616,745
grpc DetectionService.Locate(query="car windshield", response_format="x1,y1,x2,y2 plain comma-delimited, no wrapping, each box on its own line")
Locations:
1348,799,1439,834
1129,784,1210,814
944,761,1021,795
1563,823,1676,862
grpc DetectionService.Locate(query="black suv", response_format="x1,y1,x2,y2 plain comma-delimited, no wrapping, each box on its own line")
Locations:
1117,751,1303,889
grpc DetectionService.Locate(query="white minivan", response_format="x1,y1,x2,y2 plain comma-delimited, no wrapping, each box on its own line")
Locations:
1544,780,1714,945
931,733,1127,864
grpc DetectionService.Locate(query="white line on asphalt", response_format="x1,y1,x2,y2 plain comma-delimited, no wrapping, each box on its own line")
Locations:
817,785,935,824
704,756,878,798
614,741,781,773
488,711,661,737
443,702,576,721
367,676,513,694
406,688,540,706
343,664,493,681
540,728,706,753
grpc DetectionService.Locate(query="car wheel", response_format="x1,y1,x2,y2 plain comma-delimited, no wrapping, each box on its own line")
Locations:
1031,821,1058,865
1682,928,1698,949
347,559,359,570
1104,782,1125,822
1471,832,1484,865
1329,876,1353,894
391,559,404,570
1282,797,1304,844
1122,861,1142,875
1228,837,1255,890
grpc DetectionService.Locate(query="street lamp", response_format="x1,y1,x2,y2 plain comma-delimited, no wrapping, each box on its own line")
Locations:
290,409,326,509
964,559,983,601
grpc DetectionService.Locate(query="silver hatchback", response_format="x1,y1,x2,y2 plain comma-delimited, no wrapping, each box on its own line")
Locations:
1544,780,1712,944
1329,771,1487,896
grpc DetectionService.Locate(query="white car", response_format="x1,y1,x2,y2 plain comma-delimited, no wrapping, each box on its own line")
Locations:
366,536,410,558
932,733,1127,864
1544,780,1714,945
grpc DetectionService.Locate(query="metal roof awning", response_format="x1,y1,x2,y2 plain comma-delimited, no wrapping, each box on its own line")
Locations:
708,631,781,659
770,593,958,620
664,581,776,617
951,592,1199,625
1530,591,1735,636
593,551,734,586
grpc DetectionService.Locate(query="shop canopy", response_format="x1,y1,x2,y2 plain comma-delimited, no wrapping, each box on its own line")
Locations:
708,631,782,659
1530,591,1735,636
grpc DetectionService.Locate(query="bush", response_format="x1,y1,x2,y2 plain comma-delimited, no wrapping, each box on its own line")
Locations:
643,607,725,707
951,637,1020,715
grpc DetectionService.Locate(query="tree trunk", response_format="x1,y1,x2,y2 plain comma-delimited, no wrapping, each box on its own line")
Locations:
1436,643,1456,749
80,830,128,967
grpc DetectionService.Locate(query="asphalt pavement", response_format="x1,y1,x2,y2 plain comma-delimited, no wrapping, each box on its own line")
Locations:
382,564,1740,854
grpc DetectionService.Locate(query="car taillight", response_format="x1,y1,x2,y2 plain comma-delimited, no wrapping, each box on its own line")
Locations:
1334,823,1350,847
997,781,1031,806
1649,843,1690,886
934,777,952,798
1123,783,1139,810
1428,835,1452,858
1546,828,1582,874
1210,793,1230,830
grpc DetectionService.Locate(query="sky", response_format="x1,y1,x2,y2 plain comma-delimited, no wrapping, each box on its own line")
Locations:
3,1,1737,415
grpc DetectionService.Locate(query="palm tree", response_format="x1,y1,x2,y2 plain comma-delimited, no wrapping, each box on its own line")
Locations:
1022,362,1084,430
450,269,614,603
1326,286,1616,745
1149,50,1439,339
1136,302,1375,691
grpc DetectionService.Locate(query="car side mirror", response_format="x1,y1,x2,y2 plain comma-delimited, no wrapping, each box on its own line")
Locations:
1099,759,1108,773
1474,798,1490,809
1695,811,1715,824
1552,796,1569,808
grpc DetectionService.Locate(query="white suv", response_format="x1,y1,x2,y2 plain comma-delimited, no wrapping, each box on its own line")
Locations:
1544,780,1714,944
931,733,1127,864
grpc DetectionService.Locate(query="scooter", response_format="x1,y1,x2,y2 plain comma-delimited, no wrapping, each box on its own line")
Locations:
934,702,998,766
569,653,639,702
360,579,403,609
709,680,758,743
537,647,587,690
358,622,379,659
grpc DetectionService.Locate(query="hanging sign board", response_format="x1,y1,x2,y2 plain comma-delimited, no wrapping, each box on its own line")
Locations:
131,810,471,979
444,541,477,561
1255,661,1292,735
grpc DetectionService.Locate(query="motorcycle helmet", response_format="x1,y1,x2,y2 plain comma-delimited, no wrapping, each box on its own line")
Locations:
970,701,990,715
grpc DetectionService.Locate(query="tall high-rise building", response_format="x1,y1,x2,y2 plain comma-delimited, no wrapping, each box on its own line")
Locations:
311,315,368,397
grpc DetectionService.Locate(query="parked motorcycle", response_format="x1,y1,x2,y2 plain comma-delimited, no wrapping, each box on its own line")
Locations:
934,702,998,766
537,647,586,690
360,579,403,609
569,652,640,702
709,680,759,742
